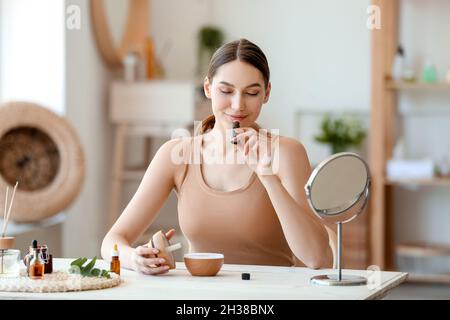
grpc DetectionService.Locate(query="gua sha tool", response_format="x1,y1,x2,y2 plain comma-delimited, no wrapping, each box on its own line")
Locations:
231,121,240,144
148,230,182,270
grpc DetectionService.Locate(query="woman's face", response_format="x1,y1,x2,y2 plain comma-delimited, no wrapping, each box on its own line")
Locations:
204,60,271,130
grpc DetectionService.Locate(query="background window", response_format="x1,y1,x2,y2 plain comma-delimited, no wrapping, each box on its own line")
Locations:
0,0,65,114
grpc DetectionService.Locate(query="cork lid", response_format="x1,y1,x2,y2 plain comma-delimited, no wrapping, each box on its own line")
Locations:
0,236,15,250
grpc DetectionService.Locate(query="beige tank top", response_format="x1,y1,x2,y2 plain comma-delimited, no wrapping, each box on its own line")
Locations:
176,135,295,266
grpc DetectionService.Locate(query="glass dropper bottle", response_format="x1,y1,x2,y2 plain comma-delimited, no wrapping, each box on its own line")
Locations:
29,240,45,280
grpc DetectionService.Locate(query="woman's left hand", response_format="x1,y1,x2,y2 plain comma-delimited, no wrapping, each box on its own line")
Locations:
232,127,278,176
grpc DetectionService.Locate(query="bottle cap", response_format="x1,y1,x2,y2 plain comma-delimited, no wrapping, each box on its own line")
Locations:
111,244,119,257
241,272,250,280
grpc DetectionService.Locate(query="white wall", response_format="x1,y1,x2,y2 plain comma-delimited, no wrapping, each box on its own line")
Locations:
151,0,211,80
151,0,371,138
0,0,65,114
0,0,3,100
63,0,112,257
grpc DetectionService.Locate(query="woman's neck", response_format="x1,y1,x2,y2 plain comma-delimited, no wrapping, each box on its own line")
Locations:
201,123,245,164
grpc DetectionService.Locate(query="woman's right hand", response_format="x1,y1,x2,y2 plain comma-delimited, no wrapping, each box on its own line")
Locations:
131,229,175,275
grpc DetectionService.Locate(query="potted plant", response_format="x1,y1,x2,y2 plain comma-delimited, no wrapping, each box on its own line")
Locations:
314,114,366,154
197,26,224,77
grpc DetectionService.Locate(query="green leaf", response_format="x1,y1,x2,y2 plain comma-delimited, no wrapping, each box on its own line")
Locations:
71,257,87,267
90,268,101,277
82,256,97,273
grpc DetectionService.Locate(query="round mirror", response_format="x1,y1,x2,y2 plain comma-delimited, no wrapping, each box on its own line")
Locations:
306,153,370,224
304,152,371,286
90,0,149,68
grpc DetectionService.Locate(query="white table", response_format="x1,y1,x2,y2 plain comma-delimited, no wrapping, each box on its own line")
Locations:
0,259,407,300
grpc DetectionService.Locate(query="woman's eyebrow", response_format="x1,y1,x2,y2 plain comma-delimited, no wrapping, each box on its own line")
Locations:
219,81,261,88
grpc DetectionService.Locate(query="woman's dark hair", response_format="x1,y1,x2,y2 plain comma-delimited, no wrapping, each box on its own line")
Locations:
199,38,270,134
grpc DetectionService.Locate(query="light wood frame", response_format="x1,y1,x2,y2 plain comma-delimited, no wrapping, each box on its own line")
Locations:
90,0,149,68
369,0,399,270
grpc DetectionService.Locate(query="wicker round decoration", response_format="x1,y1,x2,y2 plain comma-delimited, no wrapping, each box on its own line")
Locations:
0,102,85,222
0,271,121,293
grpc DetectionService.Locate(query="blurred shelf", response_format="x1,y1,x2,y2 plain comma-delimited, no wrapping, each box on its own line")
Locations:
405,273,450,285
386,80,450,91
397,243,450,284
397,243,450,257
371,1,450,271
384,176,450,187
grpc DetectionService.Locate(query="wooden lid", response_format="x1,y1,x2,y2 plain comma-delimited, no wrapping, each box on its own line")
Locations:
0,236,15,250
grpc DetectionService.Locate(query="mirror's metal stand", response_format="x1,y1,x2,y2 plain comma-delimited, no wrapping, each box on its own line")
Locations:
337,222,342,281
310,221,367,286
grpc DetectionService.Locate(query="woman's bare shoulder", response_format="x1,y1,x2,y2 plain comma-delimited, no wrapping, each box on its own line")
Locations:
275,136,311,180
275,135,309,169
157,136,195,167
276,135,307,155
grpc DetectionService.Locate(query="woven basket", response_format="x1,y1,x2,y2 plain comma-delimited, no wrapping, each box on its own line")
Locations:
0,271,121,293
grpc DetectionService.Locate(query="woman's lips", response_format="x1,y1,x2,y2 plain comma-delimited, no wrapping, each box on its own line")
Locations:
226,114,247,121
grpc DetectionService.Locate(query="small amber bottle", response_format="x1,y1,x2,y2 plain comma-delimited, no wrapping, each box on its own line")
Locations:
29,240,45,280
110,244,120,275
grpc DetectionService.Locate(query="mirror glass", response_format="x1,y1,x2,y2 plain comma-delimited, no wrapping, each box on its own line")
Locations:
104,0,128,47
306,153,370,224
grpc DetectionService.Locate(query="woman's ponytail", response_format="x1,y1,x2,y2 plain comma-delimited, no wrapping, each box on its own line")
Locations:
195,114,216,135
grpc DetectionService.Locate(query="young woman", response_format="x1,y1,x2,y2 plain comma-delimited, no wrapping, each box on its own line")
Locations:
101,39,333,275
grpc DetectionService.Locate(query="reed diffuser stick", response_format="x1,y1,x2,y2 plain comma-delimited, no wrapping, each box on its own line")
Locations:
2,187,9,238
1,186,8,275
2,182,18,238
